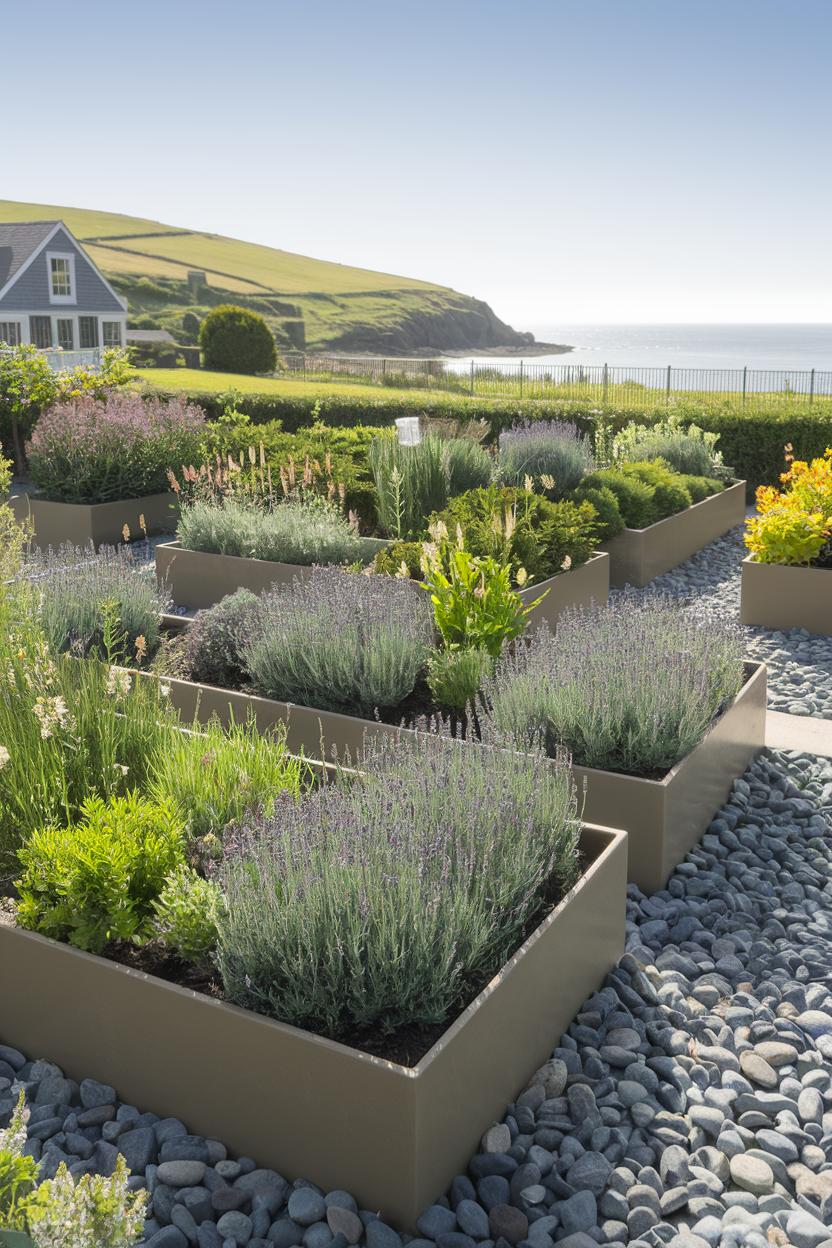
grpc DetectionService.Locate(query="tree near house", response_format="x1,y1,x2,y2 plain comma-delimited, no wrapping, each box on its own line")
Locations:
199,305,277,375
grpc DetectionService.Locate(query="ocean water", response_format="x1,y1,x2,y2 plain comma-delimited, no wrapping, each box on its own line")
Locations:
466,324,832,373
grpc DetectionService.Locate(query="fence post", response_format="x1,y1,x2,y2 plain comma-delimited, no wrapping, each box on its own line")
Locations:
742,366,747,407
810,368,815,405
666,365,671,402
602,363,609,403
470,359,475,396
519,360,524,398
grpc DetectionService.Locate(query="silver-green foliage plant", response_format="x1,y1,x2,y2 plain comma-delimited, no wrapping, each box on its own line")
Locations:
152,864,222,965
369,432,490,539
242,566,434,714
183,589,260,689
22,544,170,660
497,420,594,499
484,596,745,777
176,496,375,567
427,647,493,713
612,414,728,479
0,1093,145,1247
216,730,580,1038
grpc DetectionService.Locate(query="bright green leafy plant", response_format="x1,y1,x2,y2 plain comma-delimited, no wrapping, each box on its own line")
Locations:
426,647,494,714
16,792,186,953
419,529,546,657
152,864,222,965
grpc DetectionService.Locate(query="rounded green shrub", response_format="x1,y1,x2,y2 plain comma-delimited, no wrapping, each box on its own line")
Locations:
200,305,277,375
580,468,657,529
618,460,693,520
372,540,424,579
678,474,724,503
569,484,624,541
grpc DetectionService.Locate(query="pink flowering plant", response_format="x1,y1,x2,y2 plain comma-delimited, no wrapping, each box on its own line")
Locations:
26,394,204,504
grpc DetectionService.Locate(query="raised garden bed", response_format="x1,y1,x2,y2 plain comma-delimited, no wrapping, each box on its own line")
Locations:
14,492,177,551
155,538,391,609
140,659,766,894
0,822,626,1229
740,556,832,635
600,479,746,587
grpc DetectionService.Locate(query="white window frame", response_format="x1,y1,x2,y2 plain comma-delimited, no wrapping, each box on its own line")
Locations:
55,317,75,351
101,319,123,347
0,318,23,346
46,251,77,305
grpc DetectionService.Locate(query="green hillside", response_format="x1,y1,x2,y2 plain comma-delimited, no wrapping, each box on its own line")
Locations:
0,200,534,355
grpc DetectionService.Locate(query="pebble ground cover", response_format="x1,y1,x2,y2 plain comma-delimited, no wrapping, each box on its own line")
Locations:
5,527,832,1247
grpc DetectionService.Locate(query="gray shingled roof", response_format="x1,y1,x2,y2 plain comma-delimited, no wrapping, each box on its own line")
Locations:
0,221,60,290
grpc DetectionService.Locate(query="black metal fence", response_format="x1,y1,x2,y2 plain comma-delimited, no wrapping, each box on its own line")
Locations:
281,352,832,408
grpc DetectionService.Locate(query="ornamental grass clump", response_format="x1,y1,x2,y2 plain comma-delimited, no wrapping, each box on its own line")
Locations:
242,566,434,714
21,543,170,659
215,730,580,1041
497,420,594,499
369,431,490,539
26,394,204,504
484,597,745,778
613,414,728,480
176,496,376,567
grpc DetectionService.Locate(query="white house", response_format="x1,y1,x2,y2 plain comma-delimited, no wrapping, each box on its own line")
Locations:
0,220,128,352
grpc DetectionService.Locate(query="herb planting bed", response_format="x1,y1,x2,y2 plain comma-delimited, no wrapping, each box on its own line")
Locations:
138,658,766,893
155,539,391,609
4,749,832,1248
0,822,626,1229
600,479,746,587
17,493,177,551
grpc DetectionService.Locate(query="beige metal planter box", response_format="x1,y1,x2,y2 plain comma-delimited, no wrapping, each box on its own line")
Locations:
740,557,832,635
145,659,765,893
0,823,626,1229
156,539,390,609
572,661,767,892
15,492,176,551
518,551,609,630
600,480,746,588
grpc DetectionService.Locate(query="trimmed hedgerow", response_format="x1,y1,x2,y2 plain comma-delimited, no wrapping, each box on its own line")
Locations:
215,729,580,1040
483,596,746,778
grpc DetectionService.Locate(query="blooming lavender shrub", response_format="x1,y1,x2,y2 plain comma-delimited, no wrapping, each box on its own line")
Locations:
483,596,746,777
216,729,580,1039
176,496,379,567
241,566,434,714
26,394,204,504
497,420,594,499
22,544,171,659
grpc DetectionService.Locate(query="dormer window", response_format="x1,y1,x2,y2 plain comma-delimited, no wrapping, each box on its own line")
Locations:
47,252,76,304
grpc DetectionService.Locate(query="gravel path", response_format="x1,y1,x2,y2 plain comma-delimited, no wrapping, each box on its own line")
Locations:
612,526,832,722
4,746,832,1248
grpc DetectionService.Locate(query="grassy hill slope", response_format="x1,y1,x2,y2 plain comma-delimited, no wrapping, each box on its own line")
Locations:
0,200,533,354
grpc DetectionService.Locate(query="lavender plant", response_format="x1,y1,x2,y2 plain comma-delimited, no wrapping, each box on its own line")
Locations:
483,597,746,777
497,420,594,499
215,729,580,1039
21,544,170,659
184,588,260,688
176,496,376,567
241,567,434,714
26,394,204,504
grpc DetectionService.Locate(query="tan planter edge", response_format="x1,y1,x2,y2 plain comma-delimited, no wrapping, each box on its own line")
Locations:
20,492,177,551
517,551,609,630
0,822,627,1229
139,659,766,894
740,556,832,635
600,479,746,588
156,538,390,610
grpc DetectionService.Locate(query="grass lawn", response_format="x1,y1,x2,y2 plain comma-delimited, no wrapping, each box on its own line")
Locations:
137,367,447,404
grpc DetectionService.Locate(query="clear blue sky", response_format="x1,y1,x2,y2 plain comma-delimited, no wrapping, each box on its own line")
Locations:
4,0,831,330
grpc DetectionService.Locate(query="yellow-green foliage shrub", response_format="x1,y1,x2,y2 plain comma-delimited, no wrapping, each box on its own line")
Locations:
745,447,832,566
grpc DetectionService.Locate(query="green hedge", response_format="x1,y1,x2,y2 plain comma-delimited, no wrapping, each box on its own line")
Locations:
148,386,832,494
